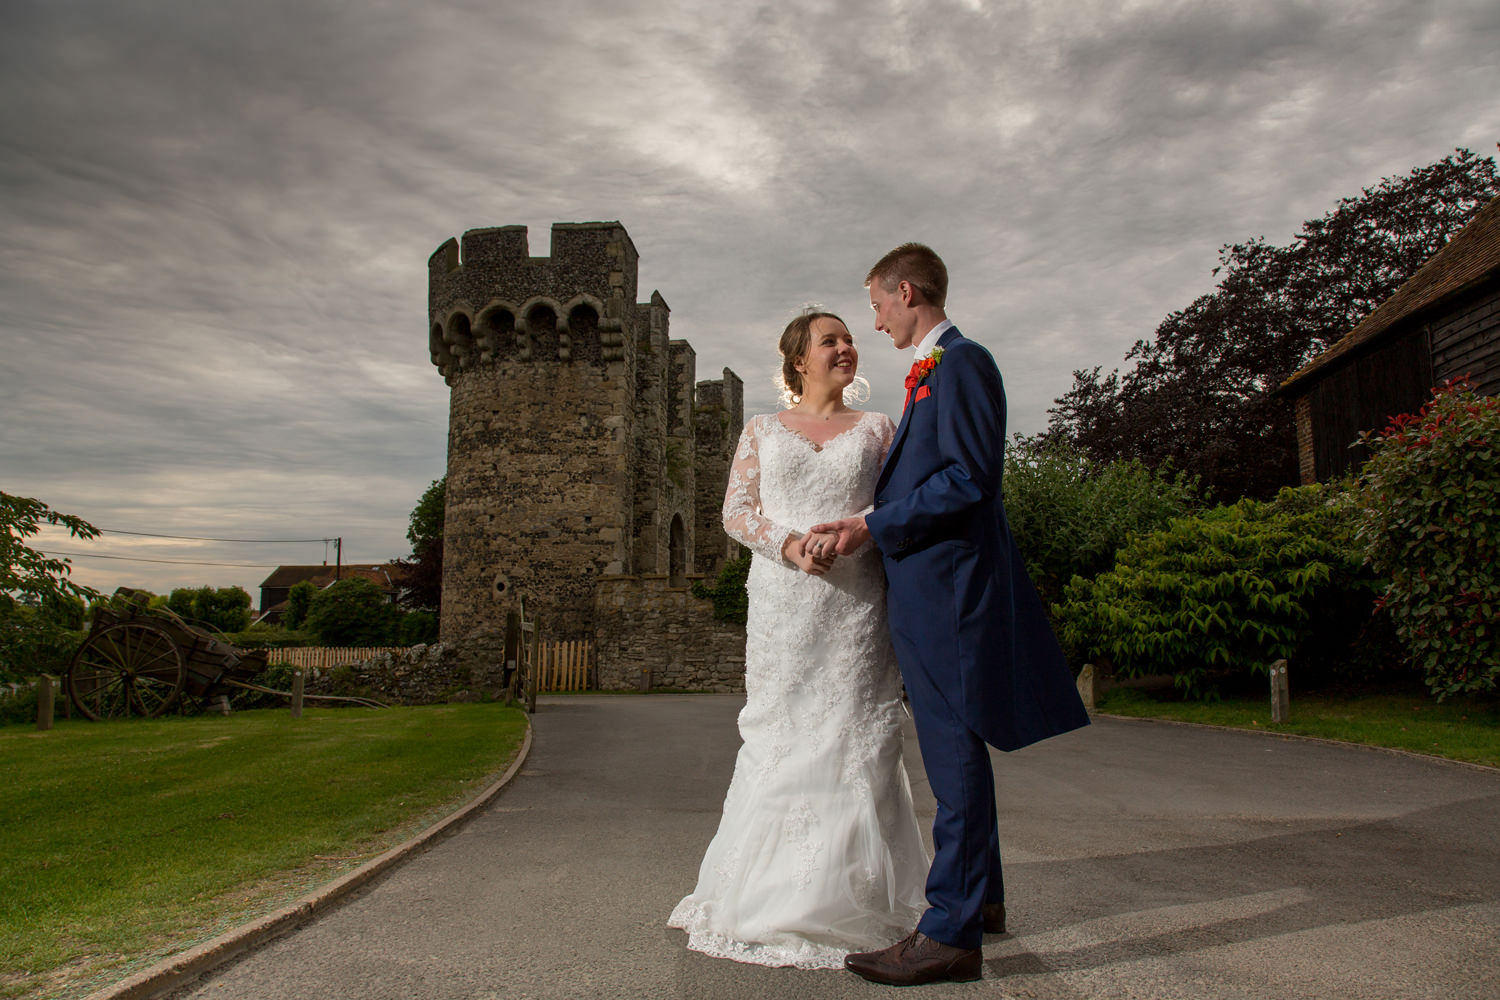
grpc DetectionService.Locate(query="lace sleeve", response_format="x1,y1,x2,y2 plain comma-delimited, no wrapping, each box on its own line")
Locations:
877,412,897,458
722,417,796,563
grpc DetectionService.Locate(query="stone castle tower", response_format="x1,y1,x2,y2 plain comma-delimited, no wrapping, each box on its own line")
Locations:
427,222,743,643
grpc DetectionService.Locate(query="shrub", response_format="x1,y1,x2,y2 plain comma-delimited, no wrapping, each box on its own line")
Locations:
1357,378,1500,698
221,624,318,650
398,609,439,646
692,550,750,625
0,600,84,683
1054,484,1380,697
1004,435,1202,608
304,578,399,646
0,681,40,726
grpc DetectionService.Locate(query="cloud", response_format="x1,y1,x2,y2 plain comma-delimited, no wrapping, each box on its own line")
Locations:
3,0,1497,600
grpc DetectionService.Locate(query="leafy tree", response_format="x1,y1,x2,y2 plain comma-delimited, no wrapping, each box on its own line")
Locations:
407,476,445,549
1,492,99,681
284,579,316,629
304,578,399,646
1003,435,1201,608
1,491,100,607
394,477,444,612
165,585,253,633
1048,148,1500,500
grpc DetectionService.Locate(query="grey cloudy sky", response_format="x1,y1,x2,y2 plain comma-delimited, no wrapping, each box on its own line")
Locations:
3,0,1497,603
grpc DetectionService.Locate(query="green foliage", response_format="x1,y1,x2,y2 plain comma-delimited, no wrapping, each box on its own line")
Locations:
220,624,317,650
1003,435,1202,607
1357,379,1500,699
1,492,99,682
692,549,751,625
0,602,85,683
407,476,445,548
0,681,40,726
284,579,315,629
398,608,439,645
165,585,254,634
305,578,399,646
397,477,444,612
1055,485,1380,697
1,491,100,606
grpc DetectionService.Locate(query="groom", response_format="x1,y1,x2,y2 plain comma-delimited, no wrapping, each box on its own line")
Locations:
812,243,1090,986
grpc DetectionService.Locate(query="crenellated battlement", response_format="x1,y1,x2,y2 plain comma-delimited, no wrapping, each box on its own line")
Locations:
427,222,638,382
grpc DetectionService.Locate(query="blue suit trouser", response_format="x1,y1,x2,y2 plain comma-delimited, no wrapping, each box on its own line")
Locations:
905,665,1004,950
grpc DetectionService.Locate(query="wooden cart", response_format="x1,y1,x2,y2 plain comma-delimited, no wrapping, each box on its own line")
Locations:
65,590,383,720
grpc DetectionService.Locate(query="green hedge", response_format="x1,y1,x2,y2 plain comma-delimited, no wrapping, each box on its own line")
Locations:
1055,485,1382,697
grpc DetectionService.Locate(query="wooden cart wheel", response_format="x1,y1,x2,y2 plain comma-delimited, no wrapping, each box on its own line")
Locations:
67,622,186,720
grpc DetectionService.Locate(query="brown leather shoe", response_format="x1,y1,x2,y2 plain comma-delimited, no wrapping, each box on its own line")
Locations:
982,901,1006,934
844,930,982,985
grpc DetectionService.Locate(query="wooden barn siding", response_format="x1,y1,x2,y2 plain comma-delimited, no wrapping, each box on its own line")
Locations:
1306,330,1433,482
1429,283,1500,397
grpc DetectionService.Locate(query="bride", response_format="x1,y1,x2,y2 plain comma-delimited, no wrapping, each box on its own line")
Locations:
668,310,929,969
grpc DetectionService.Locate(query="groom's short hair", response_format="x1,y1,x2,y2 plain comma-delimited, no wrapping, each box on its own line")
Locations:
866,243,948,309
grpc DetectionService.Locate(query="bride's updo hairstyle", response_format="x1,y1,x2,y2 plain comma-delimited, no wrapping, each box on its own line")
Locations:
777,308,873,407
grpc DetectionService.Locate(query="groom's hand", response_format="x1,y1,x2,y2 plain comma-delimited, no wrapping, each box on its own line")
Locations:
809,516,870,556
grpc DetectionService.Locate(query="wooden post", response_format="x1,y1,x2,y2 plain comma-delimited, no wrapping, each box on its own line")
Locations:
1270,659,1290,723
214,694,232,716
36,675,56,731
290,670,305,719
1076,664,1096,713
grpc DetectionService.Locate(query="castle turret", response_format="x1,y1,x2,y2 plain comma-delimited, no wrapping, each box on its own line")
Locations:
428,222,741,644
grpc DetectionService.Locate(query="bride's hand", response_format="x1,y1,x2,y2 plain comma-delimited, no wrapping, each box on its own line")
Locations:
783,532,837,575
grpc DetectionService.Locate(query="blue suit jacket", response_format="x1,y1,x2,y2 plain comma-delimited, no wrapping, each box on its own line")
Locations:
866,328,1089,751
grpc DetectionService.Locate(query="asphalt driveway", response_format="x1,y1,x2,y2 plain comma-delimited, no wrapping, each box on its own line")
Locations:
168,694,1500,1000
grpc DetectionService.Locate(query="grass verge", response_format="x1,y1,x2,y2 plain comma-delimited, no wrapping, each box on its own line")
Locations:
1,702,527,1000
1097,687,1500,768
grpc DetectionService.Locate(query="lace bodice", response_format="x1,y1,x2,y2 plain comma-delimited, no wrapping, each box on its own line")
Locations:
722,411,896,561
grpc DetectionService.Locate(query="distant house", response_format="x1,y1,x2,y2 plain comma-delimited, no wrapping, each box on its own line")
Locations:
1277,194,1500,483
256,563,401,624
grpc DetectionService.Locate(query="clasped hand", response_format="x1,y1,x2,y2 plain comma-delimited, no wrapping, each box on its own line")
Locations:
783,531,840,575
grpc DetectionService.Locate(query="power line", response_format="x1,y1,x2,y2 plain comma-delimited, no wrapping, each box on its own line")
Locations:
98,528,334,543
39,550,283,568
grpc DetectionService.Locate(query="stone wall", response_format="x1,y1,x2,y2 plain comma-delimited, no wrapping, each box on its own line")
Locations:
594,575,746,692
301,638,507,705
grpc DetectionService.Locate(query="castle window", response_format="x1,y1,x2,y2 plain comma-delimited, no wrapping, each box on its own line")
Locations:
478,307,515,362
568,304,601,364
669,515,687,588
446,312,473,367
527,305,558,358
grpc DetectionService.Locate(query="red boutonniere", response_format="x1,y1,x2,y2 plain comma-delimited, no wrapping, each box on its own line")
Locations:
904,347,945,390
903,347,944,409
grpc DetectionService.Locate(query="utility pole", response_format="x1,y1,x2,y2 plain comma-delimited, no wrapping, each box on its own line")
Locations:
335,537,342,581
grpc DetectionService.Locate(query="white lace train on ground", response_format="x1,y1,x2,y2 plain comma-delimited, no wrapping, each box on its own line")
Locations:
668,412,929,969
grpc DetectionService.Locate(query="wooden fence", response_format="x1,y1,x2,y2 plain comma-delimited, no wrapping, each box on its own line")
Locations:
264,647,404,671
535,640,595,692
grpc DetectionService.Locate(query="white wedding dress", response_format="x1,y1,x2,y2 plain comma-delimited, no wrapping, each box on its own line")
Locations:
668,410,929,969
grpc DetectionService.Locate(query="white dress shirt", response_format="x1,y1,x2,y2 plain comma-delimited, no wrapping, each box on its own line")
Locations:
914,319,954,359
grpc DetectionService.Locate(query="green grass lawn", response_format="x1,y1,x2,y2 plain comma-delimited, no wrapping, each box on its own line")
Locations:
0,702,527,1000
1097,687,1500,768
